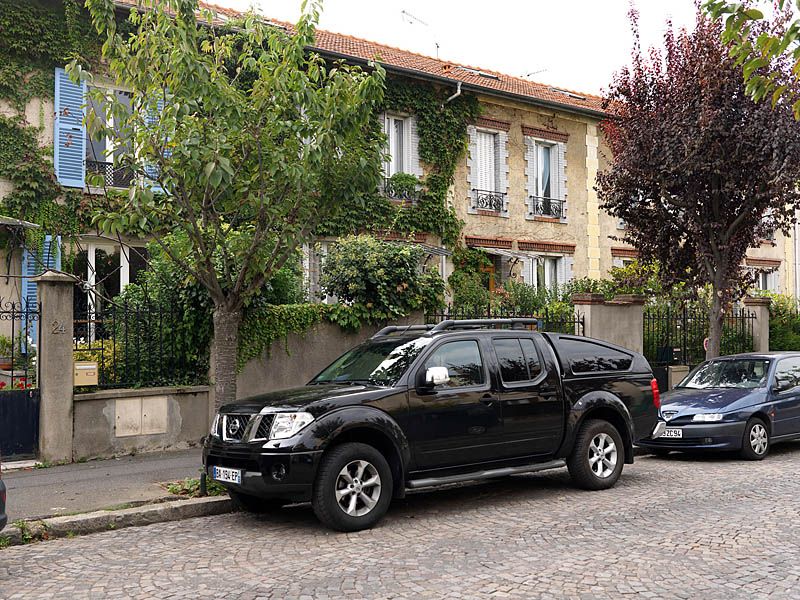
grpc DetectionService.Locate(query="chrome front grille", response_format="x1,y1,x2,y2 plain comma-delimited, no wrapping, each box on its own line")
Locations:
222,414,252,442
254,414,276,440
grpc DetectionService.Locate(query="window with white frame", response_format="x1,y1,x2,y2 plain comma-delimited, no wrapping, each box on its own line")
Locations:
756,269,779,292
527,255,573,292
85,87,134,189
524,137,566,220
382,113,421,178
468,126,508,215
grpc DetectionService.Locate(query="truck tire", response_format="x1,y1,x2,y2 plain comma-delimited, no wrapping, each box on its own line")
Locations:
567,419,625,490
740,417,770,461
229,490,286,513
312,442,393,532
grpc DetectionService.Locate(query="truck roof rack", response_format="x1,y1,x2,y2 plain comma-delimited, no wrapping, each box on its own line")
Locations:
429,318,542,332
371,324,436,339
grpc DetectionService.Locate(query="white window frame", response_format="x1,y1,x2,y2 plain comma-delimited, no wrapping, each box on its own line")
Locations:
385,113,410,177
527,254,573,292
467,125,509,216
524,136,567,221
86,85,135,190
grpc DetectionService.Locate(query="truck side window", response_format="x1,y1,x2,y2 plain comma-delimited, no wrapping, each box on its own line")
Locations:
560,338,633,373
423,340,484,388
493,338,529,383
519,338,542,379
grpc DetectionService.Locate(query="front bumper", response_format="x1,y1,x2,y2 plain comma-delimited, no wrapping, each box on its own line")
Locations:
203,437,322,503
636,421,747,451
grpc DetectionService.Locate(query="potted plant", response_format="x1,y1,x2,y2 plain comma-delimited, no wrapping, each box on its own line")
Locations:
0,335,13,371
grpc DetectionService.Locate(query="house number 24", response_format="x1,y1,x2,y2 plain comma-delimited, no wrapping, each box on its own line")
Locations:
51,320,66,335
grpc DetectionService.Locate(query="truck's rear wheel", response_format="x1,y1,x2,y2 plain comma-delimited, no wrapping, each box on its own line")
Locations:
568,419,625,490
312,442,393,532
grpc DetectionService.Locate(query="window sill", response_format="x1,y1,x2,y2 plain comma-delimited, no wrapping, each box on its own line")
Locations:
527,215,567,224
475,209,509,218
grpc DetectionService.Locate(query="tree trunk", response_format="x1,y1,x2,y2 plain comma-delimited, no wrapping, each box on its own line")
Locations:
212,306,242,410
706,284,724,360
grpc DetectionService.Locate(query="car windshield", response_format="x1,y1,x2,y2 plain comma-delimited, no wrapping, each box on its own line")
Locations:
310,336,432,387
679,359,771,389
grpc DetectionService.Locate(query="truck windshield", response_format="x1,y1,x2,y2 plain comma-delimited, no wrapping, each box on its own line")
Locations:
311,337,432,387
679,359,771,389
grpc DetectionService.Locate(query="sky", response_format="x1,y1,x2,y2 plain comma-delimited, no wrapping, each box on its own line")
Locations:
209,0,700,95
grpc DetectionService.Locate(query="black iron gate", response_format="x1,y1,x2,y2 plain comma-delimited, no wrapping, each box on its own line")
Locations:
0,301,40,459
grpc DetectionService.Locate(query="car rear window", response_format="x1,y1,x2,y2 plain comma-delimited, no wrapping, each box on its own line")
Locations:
558,338,633,374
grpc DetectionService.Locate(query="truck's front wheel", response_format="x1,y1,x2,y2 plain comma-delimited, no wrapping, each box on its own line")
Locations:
567,419,624,490
312,442,393,532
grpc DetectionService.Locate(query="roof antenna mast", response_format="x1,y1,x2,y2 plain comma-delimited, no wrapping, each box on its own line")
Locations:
400,9,439,58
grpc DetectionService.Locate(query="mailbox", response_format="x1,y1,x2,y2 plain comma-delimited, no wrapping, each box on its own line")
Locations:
74,361,99,386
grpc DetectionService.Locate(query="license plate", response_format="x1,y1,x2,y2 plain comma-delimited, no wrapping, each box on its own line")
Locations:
212,466,241,484
662,428,683,439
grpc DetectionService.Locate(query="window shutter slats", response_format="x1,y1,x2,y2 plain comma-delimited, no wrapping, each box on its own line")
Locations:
557,142,567,221
54,67,86,188
408,115,423,178
145,97,166,192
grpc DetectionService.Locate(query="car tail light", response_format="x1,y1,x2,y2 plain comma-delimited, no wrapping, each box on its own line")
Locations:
651,379,661,410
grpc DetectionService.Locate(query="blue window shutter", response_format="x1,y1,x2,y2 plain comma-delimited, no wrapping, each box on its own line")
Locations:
21,235,61,342
54,67,86,188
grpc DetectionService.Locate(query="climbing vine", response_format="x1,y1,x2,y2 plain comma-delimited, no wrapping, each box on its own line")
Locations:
0,0,102,259
317,78,480,247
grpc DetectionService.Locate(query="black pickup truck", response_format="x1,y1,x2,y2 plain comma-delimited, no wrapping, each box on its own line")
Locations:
204,319,661,531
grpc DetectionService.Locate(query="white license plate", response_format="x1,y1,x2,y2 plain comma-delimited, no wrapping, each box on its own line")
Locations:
212,466,241,484
662,428,683,439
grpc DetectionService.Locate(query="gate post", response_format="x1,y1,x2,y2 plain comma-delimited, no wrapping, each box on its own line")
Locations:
34,270,76,462
743,296,771,353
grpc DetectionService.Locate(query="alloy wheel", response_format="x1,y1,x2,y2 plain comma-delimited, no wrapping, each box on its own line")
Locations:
750,423,768,455
334,460,382,517
588,432,618,478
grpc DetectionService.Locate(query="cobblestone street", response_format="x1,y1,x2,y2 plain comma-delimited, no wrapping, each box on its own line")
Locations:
2,445,800,599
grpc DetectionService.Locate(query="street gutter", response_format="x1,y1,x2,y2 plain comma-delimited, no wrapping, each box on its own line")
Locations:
0,495,234,548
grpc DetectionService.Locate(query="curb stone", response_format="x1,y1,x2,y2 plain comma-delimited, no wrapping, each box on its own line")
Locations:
0,495,234,547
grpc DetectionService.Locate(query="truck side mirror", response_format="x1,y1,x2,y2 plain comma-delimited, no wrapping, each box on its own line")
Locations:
417,366,450,392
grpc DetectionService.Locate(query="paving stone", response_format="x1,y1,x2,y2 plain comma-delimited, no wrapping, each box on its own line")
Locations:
3,443,800,598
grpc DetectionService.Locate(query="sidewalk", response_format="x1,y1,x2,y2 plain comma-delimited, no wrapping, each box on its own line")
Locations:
2,449,203,522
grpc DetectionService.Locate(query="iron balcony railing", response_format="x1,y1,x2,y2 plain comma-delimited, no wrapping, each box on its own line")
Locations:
472,189,506,213
86,160,135,189
529,196,564,219
382,178,420,204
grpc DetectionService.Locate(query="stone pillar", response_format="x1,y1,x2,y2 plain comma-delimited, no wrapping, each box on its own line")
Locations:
34,271,76,462
572,293,645,353
743,296,771,353
668,365,690,389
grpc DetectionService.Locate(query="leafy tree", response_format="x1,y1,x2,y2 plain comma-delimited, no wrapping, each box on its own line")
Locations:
704,1,800,115
73,0,386,406
597,9,800,358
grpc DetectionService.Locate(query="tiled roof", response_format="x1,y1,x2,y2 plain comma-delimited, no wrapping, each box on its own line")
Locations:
111,1,606,116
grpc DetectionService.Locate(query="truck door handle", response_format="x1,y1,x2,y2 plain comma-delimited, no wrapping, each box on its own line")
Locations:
480,395,498,405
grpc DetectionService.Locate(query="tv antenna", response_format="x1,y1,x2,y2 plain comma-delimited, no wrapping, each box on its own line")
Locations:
521,68,548,78
400,9,440,58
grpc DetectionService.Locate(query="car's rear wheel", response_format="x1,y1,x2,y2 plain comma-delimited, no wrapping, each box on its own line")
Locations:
312,442,393,532
229,490,287,513
740,417,770,461
568,419,625,490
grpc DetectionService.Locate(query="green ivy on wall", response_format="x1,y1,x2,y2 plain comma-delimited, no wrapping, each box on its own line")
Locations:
317,78,480,247
0,0,102,258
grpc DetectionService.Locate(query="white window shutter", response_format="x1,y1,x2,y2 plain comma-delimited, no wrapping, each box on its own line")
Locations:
556,142,567,221
556,257,567,288
407,115,423,178
497,131,509,215
54,67,86,188
565,256,574,282
612,258,624,268
476,131,496,191
524,137,536,218
466,126,478,213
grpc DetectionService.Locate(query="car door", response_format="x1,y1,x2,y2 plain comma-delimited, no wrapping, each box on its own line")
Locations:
770,357,800,436
407,338,504,471
491,336,563,457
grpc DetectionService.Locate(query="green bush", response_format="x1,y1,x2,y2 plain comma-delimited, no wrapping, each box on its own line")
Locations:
320,235,444,321
769,294,800,350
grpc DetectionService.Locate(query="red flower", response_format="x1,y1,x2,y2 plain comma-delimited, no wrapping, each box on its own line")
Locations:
0,382,7,389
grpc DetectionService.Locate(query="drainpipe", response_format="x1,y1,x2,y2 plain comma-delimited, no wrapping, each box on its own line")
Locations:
443,81,462,106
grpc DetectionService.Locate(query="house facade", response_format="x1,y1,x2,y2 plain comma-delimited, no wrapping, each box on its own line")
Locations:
0,0,795,323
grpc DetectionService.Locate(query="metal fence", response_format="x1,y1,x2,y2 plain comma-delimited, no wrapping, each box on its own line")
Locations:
643,304,755,367
73,300,207,390
0,300,40,391
426,305,584,335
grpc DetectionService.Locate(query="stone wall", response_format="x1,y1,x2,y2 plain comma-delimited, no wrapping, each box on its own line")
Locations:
72,386,210,460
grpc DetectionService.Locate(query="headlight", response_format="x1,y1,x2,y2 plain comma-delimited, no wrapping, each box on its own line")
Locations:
210,413,220,436
692,413,724,422
269,412,315,440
